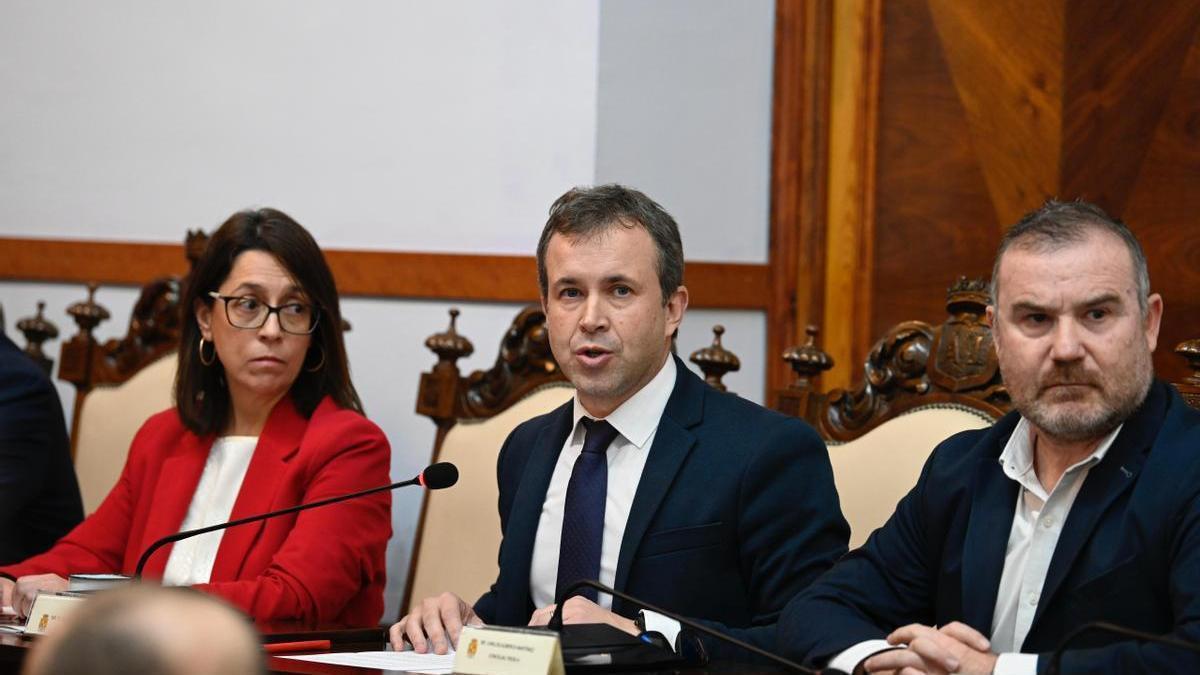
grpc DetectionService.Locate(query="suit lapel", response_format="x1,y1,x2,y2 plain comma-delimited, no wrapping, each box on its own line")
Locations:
960,417,1021,632
138,432,211,578
499,400,573,617
1027,383,1166,637
209,397,305,581
613,357,703,602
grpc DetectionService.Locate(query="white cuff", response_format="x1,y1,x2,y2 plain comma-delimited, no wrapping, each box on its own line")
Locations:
828,639,897,673
993,652,1038,675
640,610,681,652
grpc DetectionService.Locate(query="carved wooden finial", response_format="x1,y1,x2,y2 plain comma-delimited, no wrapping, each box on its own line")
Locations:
16,301,60,375
184,229,211,270
783,325,834,388
425,308,474,365
946,276,990,314
1179,339,1200,385
690,324,741,392
1176,340,1200,410
67,283,111,335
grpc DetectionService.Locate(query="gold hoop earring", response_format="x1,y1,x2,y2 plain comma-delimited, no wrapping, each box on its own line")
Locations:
198,338,217,366
305,344,326,372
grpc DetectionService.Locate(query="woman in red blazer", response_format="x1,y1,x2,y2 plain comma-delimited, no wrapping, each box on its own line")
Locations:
0,209,391,625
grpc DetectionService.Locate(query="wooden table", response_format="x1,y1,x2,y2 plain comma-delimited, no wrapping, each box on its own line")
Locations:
3,622,790,674
0,622,387,675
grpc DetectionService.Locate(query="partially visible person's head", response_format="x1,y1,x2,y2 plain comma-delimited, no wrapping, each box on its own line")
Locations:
177,208,362,436
22,585,265,675
537,185,689,418
987,199,1163,443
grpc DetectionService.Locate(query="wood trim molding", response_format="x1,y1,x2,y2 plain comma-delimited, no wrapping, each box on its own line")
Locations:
768,0,834,399
821,0,882,391
0,237,768,310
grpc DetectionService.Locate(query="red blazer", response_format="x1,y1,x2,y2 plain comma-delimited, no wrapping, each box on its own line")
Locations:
0,396,391,625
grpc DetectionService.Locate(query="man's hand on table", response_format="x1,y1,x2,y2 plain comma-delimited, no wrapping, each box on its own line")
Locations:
527,596,639,636
863,622,998,674
389,592,483,655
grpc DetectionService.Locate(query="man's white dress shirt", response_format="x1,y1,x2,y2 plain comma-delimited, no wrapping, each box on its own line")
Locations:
530,356,678,639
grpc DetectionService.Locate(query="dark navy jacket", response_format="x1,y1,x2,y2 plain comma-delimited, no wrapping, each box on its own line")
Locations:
475,356,850,660
778,380,1200,674
0,332,83,564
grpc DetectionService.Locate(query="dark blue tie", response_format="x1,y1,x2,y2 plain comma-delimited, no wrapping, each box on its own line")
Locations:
556,417,619,603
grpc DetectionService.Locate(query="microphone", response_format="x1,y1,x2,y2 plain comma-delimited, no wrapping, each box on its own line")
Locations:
1046,620,1200,675
547,579,846,674
133,462,459,578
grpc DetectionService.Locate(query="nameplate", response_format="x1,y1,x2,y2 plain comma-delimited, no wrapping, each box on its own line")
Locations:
453,625,564,675
24,592,87,635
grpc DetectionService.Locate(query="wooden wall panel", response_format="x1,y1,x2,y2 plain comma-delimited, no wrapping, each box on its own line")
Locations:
870,0,997,358
0,237,769,310
1124,29,1200,384
773,0,1200,393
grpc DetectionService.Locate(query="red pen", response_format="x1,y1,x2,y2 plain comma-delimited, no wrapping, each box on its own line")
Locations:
264,639,332,654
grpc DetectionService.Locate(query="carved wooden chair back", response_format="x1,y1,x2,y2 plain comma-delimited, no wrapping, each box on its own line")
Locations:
775,278,1012,547
60,231,208,512
405,306,573,614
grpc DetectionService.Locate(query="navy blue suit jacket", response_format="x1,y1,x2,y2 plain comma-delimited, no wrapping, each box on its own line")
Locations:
0,332,83,564
474,356,850,659
777,380,1200,673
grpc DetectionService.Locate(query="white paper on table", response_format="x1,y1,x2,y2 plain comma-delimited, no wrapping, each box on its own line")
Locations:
279,650,456,674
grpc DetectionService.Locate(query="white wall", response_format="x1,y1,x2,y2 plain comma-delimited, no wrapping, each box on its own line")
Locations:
0,0,777,621
596,0,776,264
0,0,598,254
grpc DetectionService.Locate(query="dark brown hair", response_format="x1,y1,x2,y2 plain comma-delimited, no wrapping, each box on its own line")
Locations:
175,208,362,436
536,184,685,304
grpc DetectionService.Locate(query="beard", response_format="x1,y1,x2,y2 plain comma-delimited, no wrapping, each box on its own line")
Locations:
1003,348,1154,443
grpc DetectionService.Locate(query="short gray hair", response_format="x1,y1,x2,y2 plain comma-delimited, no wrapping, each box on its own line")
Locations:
990,199,1151,314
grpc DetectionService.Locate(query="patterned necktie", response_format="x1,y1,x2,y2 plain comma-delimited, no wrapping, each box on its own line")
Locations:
556,417,619,603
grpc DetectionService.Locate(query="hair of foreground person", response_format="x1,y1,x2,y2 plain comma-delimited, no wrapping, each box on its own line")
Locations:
22,584,266,675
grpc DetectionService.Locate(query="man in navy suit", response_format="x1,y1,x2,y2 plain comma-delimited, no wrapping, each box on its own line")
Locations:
392,184,849,660
0,329,83,566
777,200,1200,674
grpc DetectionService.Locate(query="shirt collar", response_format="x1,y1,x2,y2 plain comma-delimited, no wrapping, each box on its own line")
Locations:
571,355,677,450
998,416,1122,497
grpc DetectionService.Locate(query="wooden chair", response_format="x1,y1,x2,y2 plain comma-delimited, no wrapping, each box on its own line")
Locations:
1175,338,1200,410
405,306,573,613
404,307,744,613
58,231,208,513
776,278,1012,547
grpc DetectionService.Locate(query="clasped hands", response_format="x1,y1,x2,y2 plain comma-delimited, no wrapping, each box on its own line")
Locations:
863,622,998,675
389,591,638,655
0,574,68,620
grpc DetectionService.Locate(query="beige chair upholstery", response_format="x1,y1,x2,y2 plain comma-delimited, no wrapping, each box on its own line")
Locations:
829,404,993,548
73,354,177,513
406,384,574,608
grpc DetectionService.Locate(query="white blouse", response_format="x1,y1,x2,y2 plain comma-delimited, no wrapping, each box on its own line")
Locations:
161,436,258,586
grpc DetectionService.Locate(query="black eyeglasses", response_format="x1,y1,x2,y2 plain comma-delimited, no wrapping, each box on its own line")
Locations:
208,292,320,335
